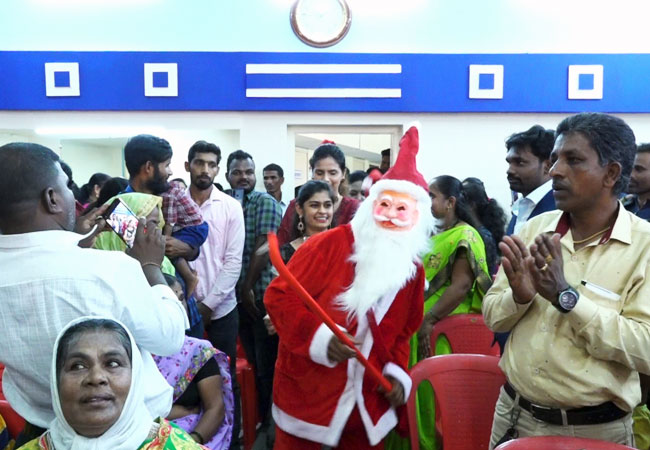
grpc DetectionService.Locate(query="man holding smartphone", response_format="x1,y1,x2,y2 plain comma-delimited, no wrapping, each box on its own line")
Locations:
0,143,188,445
226,150,282,437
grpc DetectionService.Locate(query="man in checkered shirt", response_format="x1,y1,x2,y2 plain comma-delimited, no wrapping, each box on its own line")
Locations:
226,149,282,433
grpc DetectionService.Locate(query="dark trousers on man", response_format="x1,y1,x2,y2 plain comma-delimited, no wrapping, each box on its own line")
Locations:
206,307,241,449
238,302,279,426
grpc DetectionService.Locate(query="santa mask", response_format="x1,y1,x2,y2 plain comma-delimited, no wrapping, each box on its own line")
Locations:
373,190,419,231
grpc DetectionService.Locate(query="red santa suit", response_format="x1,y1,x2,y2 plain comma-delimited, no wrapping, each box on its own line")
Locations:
264,223,424,447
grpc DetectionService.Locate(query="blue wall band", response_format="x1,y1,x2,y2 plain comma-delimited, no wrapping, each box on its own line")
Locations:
0,51,645,112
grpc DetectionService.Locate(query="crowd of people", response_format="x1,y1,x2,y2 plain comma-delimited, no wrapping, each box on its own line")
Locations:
2,111,650,449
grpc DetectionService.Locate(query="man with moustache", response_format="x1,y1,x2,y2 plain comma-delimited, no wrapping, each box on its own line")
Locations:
225,150,282,432
624,143,650,220
124,134,207,336
484,113,650,447
495,125,557,352
265,126,434,449
505,125,557,235
185,141,245,447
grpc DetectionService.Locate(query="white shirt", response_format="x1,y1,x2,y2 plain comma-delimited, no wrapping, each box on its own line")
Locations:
0,230,188,427
189,187,245,320
511,179,552,234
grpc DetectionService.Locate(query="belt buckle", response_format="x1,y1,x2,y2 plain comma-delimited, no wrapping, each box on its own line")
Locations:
530,403,555,422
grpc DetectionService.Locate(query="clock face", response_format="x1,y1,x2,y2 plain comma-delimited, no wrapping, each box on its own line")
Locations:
290,0,351,48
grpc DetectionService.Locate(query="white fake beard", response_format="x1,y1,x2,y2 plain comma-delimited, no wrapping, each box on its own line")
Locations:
336,195,434,321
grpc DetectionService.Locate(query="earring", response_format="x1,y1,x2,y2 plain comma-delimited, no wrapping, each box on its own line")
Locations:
297,216,305,233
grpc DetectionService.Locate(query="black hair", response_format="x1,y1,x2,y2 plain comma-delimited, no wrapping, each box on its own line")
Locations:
433,176,479,230
505,125,555,162
638,143,650,154
79,173,111,204
96,177,129,206
462,177,507,248
226,150,254,173
170,178,187,185
59,160,82,201
291,180,336,238
0,143,62,217
263,163,284,178
188,140,221,165
349,170,367,184
435,175,498,272
164,273,180,288
309,143,346,172
123,134,173,178
56,319,132,382
381,149,390,157
556,113,636,196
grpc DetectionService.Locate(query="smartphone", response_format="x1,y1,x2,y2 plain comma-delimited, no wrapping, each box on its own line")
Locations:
102,198,139,248
229,188,245,206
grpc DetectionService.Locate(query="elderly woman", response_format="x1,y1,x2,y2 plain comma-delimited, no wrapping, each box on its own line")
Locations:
18,317,207,449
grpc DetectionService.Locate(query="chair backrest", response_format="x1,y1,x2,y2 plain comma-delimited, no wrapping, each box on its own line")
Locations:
430,313,500,356
0,400,25,439
407,354,504,450
495,436,636,449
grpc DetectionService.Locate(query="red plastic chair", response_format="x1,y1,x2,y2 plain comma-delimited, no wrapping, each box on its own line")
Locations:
495,436,636,449
236,340,258,450
0,400,25,439
407,354,504,450
430,314,500,357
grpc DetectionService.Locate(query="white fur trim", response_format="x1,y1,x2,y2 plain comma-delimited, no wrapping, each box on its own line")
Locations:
374,286,400,324
383,362,413,401
272,371,357,446
309,323,340,368
369,178,430,206
354,314,398,446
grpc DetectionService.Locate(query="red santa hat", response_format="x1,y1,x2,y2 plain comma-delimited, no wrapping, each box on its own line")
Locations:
367,125,430,204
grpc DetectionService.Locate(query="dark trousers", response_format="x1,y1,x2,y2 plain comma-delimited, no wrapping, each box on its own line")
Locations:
238,303,278,425
185,317,205,339
206,307,241,448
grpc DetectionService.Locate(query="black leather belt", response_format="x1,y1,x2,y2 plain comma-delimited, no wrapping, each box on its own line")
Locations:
504,382,628,426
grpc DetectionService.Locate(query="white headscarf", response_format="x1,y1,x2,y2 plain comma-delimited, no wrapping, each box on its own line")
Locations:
48,316,155,450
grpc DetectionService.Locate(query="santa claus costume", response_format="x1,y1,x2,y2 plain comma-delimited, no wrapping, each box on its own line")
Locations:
264,126,434,449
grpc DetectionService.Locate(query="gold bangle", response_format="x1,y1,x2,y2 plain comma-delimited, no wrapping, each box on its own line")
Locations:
141,262,161,268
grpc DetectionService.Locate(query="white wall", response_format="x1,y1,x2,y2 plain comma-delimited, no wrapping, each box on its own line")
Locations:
2,0,650,53
3,1,650,211
59,140,123,185
4,111,650,212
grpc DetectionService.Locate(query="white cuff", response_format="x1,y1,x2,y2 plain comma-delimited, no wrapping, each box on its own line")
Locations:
383,362,412,401
309,323,339,368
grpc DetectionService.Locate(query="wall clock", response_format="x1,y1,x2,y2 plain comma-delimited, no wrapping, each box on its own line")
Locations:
290,0,352,48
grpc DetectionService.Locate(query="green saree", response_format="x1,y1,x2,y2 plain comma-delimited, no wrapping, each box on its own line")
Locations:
385,222,492,450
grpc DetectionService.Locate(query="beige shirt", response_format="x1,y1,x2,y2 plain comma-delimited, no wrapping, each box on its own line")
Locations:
483,203,650,412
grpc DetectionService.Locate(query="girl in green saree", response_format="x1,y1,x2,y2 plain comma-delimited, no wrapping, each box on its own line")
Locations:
385,175,493,450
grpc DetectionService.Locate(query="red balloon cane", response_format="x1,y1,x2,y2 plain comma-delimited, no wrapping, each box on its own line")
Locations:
267,232,393,392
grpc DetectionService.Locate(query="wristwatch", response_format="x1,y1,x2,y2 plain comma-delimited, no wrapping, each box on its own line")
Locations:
555,285,579,313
